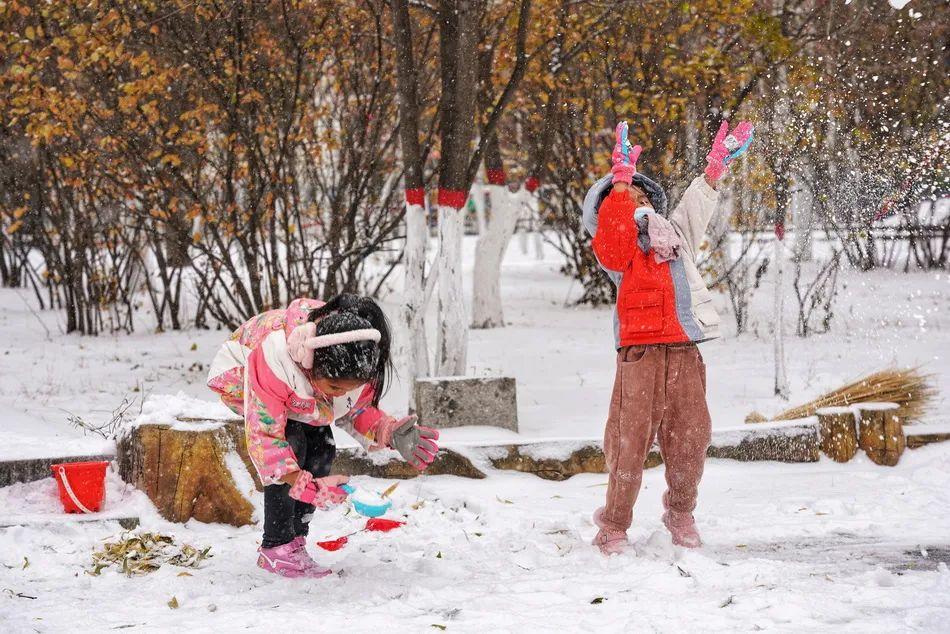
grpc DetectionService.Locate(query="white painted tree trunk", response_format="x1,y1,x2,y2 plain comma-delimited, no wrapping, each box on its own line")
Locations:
518,225,529,255
402,202,430,399
533,231,544,260
525,193,544,260
792,172,814,262
436,206,468,375
773,236,790,399
471,186,521,329
471,181,488,235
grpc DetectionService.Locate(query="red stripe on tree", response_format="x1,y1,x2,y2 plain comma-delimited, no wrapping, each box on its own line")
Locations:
437,189,469,209
774,222,785,241
405,188,426,207
486,168,506,185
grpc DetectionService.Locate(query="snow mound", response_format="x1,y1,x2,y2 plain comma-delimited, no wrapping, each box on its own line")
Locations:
131,392,237,431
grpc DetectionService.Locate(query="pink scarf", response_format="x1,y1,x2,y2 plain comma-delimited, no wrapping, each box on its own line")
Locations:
635,207,682,263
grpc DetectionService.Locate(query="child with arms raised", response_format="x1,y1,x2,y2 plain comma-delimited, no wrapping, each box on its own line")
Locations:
582,120,753,553
207,294,439,577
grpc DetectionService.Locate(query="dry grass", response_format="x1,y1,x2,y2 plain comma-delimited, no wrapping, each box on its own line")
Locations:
747,368,935,424
88,531,212,577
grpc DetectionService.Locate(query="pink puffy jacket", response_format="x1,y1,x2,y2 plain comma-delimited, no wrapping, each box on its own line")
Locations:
206,298,392,484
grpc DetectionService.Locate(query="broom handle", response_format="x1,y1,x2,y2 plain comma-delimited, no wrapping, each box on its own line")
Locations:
58,466,95,514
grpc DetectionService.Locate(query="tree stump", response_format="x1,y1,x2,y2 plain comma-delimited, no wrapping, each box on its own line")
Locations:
857,403,905,466
116,421,262,527
817,407,859,462
708,419,820,463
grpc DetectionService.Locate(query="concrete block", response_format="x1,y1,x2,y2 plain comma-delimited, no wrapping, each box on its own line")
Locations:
414,376,518,432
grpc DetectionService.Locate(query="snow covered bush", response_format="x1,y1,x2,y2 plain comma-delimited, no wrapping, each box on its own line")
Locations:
0,1,404,332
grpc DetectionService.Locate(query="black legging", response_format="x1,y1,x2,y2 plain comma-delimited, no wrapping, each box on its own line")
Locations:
261,421,336,549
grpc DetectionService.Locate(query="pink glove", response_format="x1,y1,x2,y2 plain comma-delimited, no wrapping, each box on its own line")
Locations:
705,120,755,182
610,121,642,185
288,472,350,510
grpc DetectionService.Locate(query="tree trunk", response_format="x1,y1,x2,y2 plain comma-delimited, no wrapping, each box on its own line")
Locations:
390,0,430,396
529,195,544,261
433,0,478,376
792,172,814,262
773,234,790,398
817,407,859,462
403,200,430,391
471,181,488,235
436,205,468,375
472,185,521,328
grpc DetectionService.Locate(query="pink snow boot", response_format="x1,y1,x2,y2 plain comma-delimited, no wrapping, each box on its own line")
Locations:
592,507,628,555
289,536,332,577
257,541,331,579
661,495,702,549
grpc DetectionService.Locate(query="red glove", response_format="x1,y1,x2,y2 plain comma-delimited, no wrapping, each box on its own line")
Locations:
288,472,349,510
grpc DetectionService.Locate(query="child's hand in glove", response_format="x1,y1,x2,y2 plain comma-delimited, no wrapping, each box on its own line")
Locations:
705,119,754,182
611,121,642,186
373,415,439,470
288,472,350,510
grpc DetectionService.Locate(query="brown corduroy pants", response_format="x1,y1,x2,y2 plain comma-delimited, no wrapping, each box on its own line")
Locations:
599,343,712,533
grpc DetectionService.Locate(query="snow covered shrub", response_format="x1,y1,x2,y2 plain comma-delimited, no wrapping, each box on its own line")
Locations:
792,251,842,337
0,1,404,333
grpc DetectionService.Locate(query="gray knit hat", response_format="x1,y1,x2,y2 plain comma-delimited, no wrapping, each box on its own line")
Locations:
631,173,668,217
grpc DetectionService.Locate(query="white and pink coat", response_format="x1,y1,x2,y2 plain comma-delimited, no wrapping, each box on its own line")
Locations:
206,298,393,484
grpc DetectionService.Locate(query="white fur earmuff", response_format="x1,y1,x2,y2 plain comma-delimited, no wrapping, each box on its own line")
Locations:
287,322,382,370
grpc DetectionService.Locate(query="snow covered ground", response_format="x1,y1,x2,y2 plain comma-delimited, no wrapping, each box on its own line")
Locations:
0,233,948,457
2,445,949,632
2,232,950,631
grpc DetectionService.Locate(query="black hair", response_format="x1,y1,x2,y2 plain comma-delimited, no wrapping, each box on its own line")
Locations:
308,294,393,407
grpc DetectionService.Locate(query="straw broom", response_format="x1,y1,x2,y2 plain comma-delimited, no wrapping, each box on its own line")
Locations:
746,368,935,424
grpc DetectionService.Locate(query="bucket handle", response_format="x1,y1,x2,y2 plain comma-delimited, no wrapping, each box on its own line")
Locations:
57,466,95,514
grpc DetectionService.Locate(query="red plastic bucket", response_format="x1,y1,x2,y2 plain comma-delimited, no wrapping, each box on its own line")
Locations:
51,461,109,513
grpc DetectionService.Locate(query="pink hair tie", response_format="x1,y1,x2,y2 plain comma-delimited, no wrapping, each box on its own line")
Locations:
287,324,381,370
